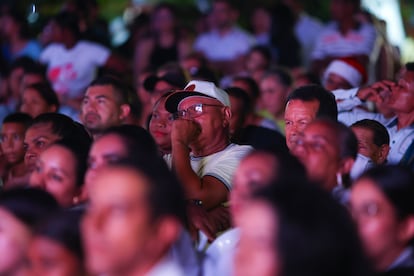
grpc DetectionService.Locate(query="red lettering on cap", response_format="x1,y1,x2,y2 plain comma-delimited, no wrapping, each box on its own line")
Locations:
186,84,196,91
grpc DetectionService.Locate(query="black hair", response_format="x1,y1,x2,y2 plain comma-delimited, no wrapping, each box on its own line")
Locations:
232,75,260,101
225,86,251,116
52,11,81,39
22,61,47,78
34,209,84,261
357,165,414,220
262,67,293,88
53,135,92,188
30,113,91,142
248,45,272,67
89,75,131,106
405,62,414,72
101,125,159,158
351,119,390,147
24,82,60,111
253,183,373,276
7,56,37,76
0,187,60,228
2,112,32,128
111,156,187,227
287,84,338,121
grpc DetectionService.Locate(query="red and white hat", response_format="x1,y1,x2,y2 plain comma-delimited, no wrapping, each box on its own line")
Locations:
324,57,367,88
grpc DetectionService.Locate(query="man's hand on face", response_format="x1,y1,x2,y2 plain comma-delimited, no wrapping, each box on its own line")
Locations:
171,119,202,146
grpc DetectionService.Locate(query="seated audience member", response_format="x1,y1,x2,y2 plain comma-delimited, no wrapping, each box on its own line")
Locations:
24,113,90,172
231,76,278,130
284,84,338,151
244,45,272,85
323,57,367,91
164,80,252,209
0,10,42,63
40,11,125,113
80,75,132,139
0,188,60,276
350,119,390,179
226,87,287,153
235,182,373,276
143,69,187,107
82,160,189,276
349,165,414,274
193,0,255,75
29,136,91,209
84,126,199,276
249,6,272,46
20,82,60,118
28,210,86,276
85,125,158,192
258,68,293,131
293,71,321,88
149,92,174,156
1,113,32,189
203,150,307,276
310,0,376,76
292,118,358,203
333,62,414,164
134,3,192,74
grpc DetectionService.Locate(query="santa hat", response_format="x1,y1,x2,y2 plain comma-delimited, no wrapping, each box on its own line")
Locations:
323,58,367,87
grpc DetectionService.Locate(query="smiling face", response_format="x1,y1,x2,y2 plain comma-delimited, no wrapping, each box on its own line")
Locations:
350,178,409,271
24,123,61,172
29,144,80,208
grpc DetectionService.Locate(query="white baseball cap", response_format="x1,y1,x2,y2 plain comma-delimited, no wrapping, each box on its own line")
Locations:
165,80,230,113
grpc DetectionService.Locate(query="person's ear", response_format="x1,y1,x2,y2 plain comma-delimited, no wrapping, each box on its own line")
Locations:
223,106,232,128
119,104,131,122
375,144,390,164
397,215,414,244
339,157,355,175
73,186,87,206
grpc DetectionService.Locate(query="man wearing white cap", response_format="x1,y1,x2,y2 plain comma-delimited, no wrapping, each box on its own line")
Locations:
165,80,252,212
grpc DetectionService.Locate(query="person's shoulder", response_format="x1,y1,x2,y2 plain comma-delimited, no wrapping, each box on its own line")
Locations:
76,40,110,51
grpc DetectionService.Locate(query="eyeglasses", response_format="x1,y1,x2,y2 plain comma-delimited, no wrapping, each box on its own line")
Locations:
174,103,223,119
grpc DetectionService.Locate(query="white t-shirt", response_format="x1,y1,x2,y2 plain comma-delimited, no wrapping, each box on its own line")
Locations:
40,41,110,99
311,22,377,60
194,27,255,62
164,143,253,190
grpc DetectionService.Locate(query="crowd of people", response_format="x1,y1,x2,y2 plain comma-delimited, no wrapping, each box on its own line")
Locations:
0,0,413,275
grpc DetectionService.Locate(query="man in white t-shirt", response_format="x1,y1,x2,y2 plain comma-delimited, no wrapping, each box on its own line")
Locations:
165,80,252,210
194,0,255,75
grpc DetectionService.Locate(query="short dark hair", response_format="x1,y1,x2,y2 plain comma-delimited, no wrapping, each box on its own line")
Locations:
253,183,372,276
102,125,159,159
225,86,251,115
405,62,414,72
89,75,131,106
249,45,272,66
351,119,390,147
52,11,81,39
287,84,338,121
232,76,260,101
3,112,32,128
357,165,414,220
53,135,92,188
24,82,60,111
114,157,187,227
34,210,84,260
30,113,91,142
262,67,293,88
0,188,60,228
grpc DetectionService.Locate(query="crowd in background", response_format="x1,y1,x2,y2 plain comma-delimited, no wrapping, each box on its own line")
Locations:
0,0,413,275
